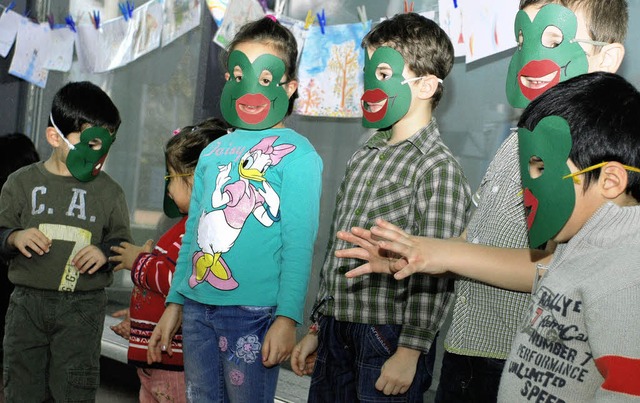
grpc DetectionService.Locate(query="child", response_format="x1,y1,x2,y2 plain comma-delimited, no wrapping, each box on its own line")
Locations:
109,118,229,403
340,72,640,401
0,133,40,356
292,12,471,401
147,17,323,402
0,81,131,402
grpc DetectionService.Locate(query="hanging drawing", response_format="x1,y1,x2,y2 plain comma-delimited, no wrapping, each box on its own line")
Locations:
295,21,370,118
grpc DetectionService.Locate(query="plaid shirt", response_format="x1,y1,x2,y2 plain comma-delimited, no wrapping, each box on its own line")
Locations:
445,131,531,359
317,119,471,352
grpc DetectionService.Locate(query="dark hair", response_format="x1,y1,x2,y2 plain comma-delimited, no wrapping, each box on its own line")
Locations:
49,81,121,137
223,17,299,116
518,0,628,43
361,12,454,110
518,72,640,201
0,133,40,189
165,117,230,184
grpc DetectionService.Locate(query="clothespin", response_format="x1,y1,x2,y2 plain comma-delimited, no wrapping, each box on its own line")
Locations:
90,10,100,29
304,10,315,30
127,0,134,18
316,8,326,34
453,0,458,8
257,0,268,13
118,2,129,21
404,0,414,13
274,0,285,17
65,14,77,32
2,1,15,15
356,5,367,28
47,13,54,29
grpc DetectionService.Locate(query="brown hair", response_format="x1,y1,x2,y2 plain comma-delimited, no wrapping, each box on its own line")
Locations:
519,0,628,43
361,12,454,110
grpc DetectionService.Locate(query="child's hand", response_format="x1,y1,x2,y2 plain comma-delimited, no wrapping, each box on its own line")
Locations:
262,316,296,368
73,245,107,274
147,303,182,365
8,228,51,258
110,309,131,339
376,347,420,395
291,333,318,376
109,240,153,272
336,218,448,280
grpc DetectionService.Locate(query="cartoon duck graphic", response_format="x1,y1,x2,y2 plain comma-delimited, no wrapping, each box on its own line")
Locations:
190,136,295,290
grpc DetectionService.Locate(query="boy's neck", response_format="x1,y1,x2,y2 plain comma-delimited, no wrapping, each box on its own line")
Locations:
44,154,72,177
388,109,433,145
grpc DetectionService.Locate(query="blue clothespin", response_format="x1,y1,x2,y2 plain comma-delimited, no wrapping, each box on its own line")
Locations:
3,1,14,15
316,8,326,34
118,2,129,21
90,10,100,29
47,13,54,29
65,14,77,32
126,1,134,18
453,0,458,8
257,0,268,13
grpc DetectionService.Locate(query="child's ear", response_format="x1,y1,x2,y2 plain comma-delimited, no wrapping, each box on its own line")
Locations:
600,161,628,199
595,43,625,74
45,126,63,148
417,75,440,100
224,72,230,81
282,79,298,99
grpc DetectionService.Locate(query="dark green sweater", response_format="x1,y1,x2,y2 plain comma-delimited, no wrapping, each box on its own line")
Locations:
0,162,131,291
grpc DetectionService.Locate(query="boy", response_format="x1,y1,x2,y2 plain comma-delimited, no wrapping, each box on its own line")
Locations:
432,1,627,400
0,81,131,402
341,72,640,401
292,12,471,401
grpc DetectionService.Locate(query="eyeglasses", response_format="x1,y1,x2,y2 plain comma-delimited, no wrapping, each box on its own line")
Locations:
563,161,640,184
164,172,193,181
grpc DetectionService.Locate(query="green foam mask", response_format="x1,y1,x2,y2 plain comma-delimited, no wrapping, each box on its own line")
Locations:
361,47,412,129
518,115,575,248
220,50,290,130
163,170,183,219
52,115,114,182
506,4,589,108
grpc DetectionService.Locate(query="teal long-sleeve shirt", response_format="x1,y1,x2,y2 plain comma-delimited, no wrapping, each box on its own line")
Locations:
167,128,323,324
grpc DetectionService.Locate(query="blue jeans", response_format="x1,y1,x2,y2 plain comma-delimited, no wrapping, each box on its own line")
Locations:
309,316,436,402
434,351,505,403
181,299,279,403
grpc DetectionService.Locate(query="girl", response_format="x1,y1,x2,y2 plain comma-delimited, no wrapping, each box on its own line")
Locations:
109,118,229,403
148,16,323,402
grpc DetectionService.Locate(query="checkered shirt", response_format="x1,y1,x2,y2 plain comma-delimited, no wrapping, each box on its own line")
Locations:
445,131,532,359
316,119,471,352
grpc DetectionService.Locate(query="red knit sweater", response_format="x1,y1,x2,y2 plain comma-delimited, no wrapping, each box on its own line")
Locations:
128,217,186,371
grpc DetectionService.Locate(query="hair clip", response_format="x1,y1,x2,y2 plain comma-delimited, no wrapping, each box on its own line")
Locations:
172,128,181,136
265,14,277,22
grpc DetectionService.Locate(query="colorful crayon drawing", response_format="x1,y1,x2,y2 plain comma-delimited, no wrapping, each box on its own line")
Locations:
132,0,162,59
206,0,228,27
213,0,264,48
294,21,370,118
9,19,48,88
462,0,518,63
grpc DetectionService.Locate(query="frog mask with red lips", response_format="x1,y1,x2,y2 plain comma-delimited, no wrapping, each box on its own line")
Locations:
221,50,290,130
518,116,575,248
361,47,413,129
506,4,597,108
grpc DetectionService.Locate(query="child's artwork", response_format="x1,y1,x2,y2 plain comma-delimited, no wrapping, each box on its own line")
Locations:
294,21,370,118
0,9,21,57
132,0,163,59
206,0,228,27
462,0,518,63
275,15,306,63
213,0,264,48
439,0,465,57
75,18,136,73
42,26,75,71
8,19,48,88
161,0,202,47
